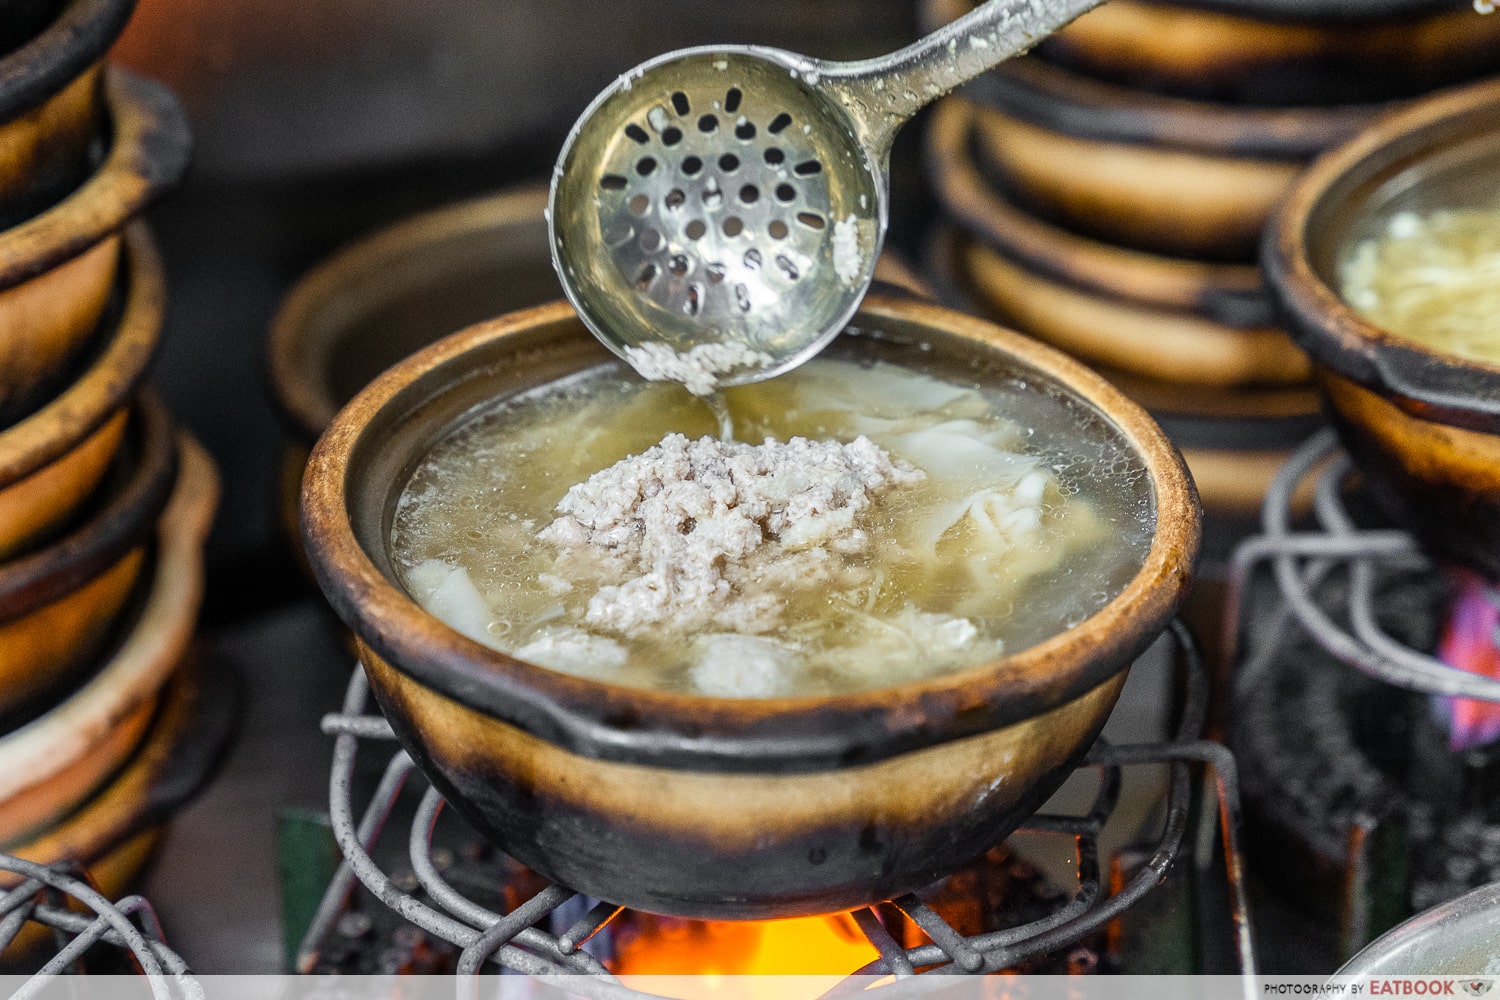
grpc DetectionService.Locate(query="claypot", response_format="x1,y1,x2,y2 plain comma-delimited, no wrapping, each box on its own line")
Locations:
1030,0,1500,108
928,98,1310,389
0,69,187,424
0,435,216,847
0,392,175,719
302,295,1200,919
0,223,164,560
1264,77,1500,580
926,52,1382,262
0,0,139,223
1,648,235,961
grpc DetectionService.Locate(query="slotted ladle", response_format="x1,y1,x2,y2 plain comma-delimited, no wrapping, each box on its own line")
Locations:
548,0,1105,391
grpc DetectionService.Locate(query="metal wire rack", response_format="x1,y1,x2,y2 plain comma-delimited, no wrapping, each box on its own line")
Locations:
0,852,198,1000
1224,428,1500,705
297,618,1255,994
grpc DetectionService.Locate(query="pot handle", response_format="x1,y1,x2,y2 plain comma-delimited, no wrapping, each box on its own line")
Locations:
1369,343,1500,434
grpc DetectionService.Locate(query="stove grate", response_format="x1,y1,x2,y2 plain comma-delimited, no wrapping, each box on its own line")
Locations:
0,852,198,998
297,619,1255,994
1224,428,1500,704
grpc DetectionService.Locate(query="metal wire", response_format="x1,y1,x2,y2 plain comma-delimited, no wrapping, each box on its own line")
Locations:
1223,429,1500,704
298,616,1255,992
0,854,198,1000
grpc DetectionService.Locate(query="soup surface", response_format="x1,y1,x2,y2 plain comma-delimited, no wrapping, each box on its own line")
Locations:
1342,195,1500,365
390,353,1154,697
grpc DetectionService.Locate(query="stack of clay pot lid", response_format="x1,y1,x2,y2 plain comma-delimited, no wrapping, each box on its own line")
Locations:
0,0,228,941
265,185,931,564
920,0,1500,539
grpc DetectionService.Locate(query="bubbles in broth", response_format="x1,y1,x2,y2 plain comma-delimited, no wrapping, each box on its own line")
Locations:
390,350,1155,698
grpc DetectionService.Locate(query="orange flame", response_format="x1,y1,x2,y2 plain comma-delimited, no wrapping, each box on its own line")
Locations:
611,913,879,977
1437,568,1500,752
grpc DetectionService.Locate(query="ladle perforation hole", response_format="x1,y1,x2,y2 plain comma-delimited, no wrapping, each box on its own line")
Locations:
664,189,686,210
794,159,822,176
636,263,658,290
600,174,628,191
661,126,683,146
725,88,742,112
685,284,702,316
735,283,752,311
739,184,759,204
702,182,723,208
624,123,649,144
636,157,658,176
764,147,785,165
681,156,703,176
776,255,799,280
706,263,726,283
743,248,762,269
775,183,796,203
603,219,634,246
796,211,826,230
685,219,707,240
722,216,744,237
668,254,690,276
718,154,740,173
735,121,756,140
627,194,650,216
768,112,792,134
768,219,789,240
671,92,691,115
640,228,662,251
698,114,718,133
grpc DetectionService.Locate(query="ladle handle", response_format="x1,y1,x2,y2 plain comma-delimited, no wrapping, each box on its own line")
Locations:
820,0,1106,153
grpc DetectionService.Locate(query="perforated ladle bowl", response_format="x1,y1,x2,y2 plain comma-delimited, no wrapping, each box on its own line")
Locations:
549,0,1105,388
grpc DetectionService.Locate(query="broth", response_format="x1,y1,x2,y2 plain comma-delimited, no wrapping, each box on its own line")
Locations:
390,353,1155,697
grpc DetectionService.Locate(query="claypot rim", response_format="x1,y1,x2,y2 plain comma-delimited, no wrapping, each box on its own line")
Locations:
0,0,134,122
1264,75,1500,434
928,98,1272,329
0,67,190,292
0,436,217,801
0,392,176,621
924,224,1320,428
0,223,161,486
1,650,224,867
918,28,1387,160
302,294,1200,773
266,184,549,443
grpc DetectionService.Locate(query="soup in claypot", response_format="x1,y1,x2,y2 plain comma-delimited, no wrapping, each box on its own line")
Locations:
390,353,1154,698
1342,195,1500,366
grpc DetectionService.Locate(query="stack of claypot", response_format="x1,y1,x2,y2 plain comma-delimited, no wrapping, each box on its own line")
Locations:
921,0,1500,533
0,0,224,956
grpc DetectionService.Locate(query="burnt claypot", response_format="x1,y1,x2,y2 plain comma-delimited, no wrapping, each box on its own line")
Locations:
0,392,175,718
928,98,1310,389
0,69,188,423
1,646,235,960
0,223,163,559
1264,77,1500,581
0,0,139,222
0,435,215,847
302,295,1200,919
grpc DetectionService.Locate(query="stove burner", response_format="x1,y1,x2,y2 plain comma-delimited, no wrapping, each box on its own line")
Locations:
1226,430,1500,954
297,619,1255,989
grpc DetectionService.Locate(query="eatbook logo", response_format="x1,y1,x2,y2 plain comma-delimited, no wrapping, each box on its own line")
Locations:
1462,982,1493,997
